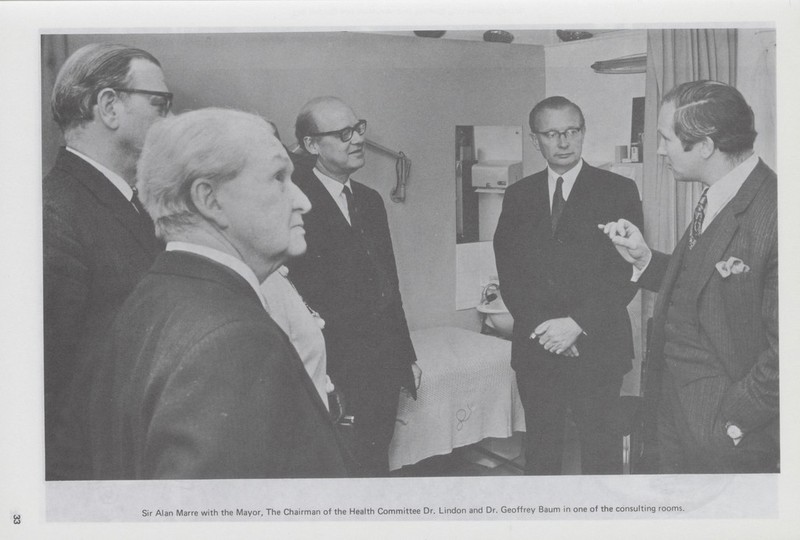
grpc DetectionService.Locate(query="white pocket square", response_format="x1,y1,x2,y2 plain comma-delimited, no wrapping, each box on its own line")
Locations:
715,256,750,278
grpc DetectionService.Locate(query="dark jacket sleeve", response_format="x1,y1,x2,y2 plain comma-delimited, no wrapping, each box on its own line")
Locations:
638,250,671,293
494,182,545,338
371,191,418,396
43,186,90,401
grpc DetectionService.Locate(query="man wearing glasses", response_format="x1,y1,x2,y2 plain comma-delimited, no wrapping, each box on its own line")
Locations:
494,96,643,475
288,96,420,477
43,42,171,479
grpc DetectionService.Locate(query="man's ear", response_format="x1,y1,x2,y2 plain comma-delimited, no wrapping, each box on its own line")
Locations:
190,178,229,229
530,133,541,153
698,136,716,159
95,88,121,129
304,136,321,156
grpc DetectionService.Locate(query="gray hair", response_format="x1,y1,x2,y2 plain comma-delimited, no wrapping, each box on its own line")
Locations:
51,42,161,131
136,107,273,240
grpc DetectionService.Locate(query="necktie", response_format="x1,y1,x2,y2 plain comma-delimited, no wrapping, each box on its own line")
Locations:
131,186,147,215
551,176,565,234
688,188,709,250
342,184,356,228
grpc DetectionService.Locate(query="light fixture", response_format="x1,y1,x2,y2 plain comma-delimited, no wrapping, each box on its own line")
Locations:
483,30,514,43
591,53,647,74
413,31,446,38
556,30,594,42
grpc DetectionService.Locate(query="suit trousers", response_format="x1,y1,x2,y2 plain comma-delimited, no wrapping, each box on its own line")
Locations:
331,332,404,477
657,369,778,474
338,362,401,477
516,360,623,475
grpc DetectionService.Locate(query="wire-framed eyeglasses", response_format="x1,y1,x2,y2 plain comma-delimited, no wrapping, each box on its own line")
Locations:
532,127,584,142
307,119,367,142
112,88,173,117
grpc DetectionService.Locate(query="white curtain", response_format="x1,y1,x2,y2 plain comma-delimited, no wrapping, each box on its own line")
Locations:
736,29,777,171
640,29,737,357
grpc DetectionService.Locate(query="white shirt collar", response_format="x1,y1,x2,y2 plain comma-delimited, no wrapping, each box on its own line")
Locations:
66,146,134,202
166,241,269,312
547,158,583,203
313,167,353,224
702,153,759,232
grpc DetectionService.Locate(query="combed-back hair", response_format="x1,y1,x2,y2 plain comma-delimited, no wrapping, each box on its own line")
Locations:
528,96,585,132
663,80,757,156
136,107,273,240
51,42,161,131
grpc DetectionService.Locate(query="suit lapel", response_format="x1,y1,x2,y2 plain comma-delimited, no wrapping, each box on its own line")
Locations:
691,160,770,298
57,149,160,254
557,163,591,232
525,171,551,240
296,167,353,231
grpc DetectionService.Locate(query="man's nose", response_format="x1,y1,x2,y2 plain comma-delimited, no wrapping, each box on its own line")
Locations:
557,134,570,148
291,181,312,214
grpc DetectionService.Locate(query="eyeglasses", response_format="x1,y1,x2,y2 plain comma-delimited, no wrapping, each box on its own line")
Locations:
307,119,367,142
112,88,173,117
532,127,584,141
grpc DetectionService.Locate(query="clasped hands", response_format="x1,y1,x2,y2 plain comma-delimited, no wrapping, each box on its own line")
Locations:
529,220,652,359
531,317,582,357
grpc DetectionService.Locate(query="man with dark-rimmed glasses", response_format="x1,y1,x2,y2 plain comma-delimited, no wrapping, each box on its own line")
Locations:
494,96,643,475
43,42,170,479
288,96,421,477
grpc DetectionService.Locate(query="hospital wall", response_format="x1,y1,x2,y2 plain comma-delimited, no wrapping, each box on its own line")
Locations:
42,31,548,332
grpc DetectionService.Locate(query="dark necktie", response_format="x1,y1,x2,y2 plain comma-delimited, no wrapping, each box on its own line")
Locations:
551,176,566,234
131,186,157,236
688,188,709,250
342,184,357,228
131,186,147,215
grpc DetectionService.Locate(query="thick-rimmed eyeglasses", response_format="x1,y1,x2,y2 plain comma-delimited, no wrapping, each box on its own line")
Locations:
112,88,173,117
532,127,584,141
307,119,367,142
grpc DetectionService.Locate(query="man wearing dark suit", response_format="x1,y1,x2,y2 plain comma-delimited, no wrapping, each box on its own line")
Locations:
601,81,778,473
287,96,420,477
43,43,169,479
90,108,348,479
494,96,643,475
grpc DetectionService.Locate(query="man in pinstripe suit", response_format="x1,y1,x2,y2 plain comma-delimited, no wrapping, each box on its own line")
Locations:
601,80,778,473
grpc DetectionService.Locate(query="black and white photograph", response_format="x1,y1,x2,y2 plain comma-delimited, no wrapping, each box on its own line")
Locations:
2,1,800,539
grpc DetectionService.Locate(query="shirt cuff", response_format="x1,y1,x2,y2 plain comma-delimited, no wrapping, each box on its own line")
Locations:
630,256,651,282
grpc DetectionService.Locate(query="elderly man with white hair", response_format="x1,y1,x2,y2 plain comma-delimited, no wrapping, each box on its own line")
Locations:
89,108,349,479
